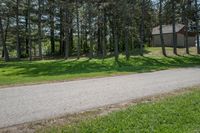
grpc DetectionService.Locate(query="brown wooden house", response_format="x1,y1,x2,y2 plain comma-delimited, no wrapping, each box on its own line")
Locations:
151,24,196,47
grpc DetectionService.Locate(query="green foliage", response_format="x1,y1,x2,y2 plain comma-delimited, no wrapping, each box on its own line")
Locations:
0,0,158,59
43,88,200,133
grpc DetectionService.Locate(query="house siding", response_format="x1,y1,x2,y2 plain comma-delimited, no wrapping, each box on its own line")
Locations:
152,34,173,47
152,33,196,47
188,36,196,47
177,33,184,47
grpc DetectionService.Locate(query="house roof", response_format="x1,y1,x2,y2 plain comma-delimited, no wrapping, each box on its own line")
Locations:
152,24,185,35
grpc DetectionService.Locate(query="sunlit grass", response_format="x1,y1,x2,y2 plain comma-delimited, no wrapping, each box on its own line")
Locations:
42,87,200,133
0,47,200,86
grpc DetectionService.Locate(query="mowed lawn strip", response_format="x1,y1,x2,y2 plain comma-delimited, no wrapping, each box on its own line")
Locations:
0,54,200,86
41,87,200,133
0,48,200,86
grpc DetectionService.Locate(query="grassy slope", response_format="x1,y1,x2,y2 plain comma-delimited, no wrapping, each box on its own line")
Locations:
43,88,200,133
0,47,200,86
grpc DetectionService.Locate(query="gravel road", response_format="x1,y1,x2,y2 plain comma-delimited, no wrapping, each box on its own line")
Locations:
0,68,200,128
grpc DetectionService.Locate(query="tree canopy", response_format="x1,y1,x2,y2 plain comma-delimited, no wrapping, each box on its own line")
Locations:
0,0,199,61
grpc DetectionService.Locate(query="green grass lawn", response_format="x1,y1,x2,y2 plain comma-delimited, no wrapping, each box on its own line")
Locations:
0,47,200,86
41,88,200,133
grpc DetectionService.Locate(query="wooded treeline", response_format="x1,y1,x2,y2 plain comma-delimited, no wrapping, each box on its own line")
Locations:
0,0,199,61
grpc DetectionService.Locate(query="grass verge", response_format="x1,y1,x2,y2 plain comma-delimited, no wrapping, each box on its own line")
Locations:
0,48,200,87
41,87,200,133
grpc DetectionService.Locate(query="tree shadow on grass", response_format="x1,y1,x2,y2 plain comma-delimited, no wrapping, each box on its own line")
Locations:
1,55,200,78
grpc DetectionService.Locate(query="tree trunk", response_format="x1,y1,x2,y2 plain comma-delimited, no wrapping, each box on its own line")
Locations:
64,28,69,59
2,50,4,58
38,0,42,59
195,0,200,54
16,0,21,60
172,0,177,55
88,3,93,59
102,8,107,58
28,0,32,61
114,29,119,62
0,17,9,62
185,18,189,54
68,10,74,57
64,3,69,59
140,0,145,56
109,17,114,54
1,17,9,59
124,2,130,60
159,0,166,56
113,16,119,62
184,0,189,54
25,14,29,56
69,27,73,56
83,27,88,54
125,28,129,60
49,0,55,55
80,20,83,53
76,0,81,59
60,4,64,56
97,21,102,57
